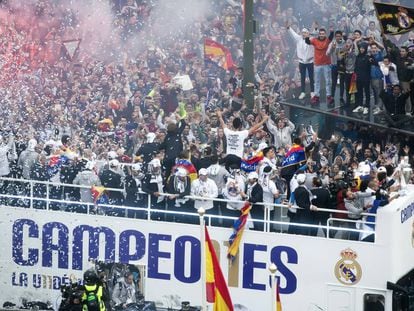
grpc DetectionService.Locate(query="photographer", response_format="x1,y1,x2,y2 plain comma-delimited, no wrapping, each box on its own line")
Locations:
111,272,137,310
82,269,107,311
59,283,84,311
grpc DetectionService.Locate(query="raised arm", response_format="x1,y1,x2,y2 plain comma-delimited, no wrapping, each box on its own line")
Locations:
287,26,301,42
248,115,269,136
216,109,227,129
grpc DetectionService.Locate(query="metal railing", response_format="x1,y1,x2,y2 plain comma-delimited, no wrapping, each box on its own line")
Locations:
0,176,377,240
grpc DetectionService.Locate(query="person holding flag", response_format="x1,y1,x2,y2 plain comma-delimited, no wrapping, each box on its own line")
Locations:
280,132,318,200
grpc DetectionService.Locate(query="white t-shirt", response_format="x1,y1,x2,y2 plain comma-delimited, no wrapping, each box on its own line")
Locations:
262,179,278,206
224,128,249,158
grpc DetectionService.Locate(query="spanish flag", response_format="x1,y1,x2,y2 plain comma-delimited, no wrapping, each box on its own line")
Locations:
349,72,357,94
205,226,234,311
204,38,236,71
276,278,282,311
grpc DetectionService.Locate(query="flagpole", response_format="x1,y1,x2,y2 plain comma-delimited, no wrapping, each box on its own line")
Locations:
198,207,207,311
269,263,277,311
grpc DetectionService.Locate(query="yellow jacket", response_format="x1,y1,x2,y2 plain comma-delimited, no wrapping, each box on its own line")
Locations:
82,284,106,311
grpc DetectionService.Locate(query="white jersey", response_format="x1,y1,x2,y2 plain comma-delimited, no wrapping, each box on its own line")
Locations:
191,178,218,210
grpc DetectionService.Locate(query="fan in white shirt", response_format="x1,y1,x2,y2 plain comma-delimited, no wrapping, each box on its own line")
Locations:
216,109,269,158
191,168,219,211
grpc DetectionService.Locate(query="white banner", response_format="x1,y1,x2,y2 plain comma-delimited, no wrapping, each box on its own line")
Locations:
1,190,413,311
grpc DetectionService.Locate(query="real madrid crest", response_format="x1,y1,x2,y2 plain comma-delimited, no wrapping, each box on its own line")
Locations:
334,248,362,285
397,7,412,29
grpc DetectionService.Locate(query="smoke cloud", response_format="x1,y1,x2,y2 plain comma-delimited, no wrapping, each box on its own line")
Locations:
1,0,213,63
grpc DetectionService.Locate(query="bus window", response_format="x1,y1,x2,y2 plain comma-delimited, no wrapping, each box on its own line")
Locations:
364,293,385,311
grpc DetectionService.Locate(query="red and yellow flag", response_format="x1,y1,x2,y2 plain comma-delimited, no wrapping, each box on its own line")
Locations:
276,278,282,311
91,186,108,204
205,226,234,311
204,38,236,71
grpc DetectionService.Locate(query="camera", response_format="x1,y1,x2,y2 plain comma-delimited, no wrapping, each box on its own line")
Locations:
59,283,84,311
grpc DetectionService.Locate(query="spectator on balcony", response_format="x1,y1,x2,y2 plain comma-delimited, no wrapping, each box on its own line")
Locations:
100,159,124,216
73,161,101,211
18,139,39,179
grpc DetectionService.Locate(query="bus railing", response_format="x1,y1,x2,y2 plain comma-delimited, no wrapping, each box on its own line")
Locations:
0,176,377,240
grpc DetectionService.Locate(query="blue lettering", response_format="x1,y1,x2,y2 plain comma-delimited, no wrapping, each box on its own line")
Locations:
20,273,28,287
148,234,171,280
12,272,19,286
270,246,298,294
174,236,200,283
42,222,69,269
119,230,146,263
12,272,28,287
72,225,115,270
33,274,41,288
53,276,61,290
243,244,267,291
13,219,39,266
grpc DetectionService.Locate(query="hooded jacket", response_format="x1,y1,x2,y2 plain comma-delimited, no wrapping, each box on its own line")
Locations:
355,44,372,81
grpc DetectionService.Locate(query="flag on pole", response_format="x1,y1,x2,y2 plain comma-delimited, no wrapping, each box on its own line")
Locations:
276,278,282,311
227,202,251,261
205,226,234,311
204,38,236,70
373,2,414,35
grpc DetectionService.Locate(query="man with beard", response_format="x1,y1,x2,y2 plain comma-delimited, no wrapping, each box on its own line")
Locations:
305,28,334,105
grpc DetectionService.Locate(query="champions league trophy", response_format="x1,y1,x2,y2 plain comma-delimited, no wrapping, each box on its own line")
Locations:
401,156,412,191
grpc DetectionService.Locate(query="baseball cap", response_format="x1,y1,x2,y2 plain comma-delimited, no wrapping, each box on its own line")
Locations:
199,168,208,175
175,167,188,177
248,172,259,180
296,174,306,184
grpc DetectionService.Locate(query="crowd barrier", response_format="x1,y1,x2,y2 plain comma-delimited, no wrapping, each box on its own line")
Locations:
0,176,376,240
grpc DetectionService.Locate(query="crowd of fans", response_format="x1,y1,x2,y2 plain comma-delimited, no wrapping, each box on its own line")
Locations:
0,0,413,240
